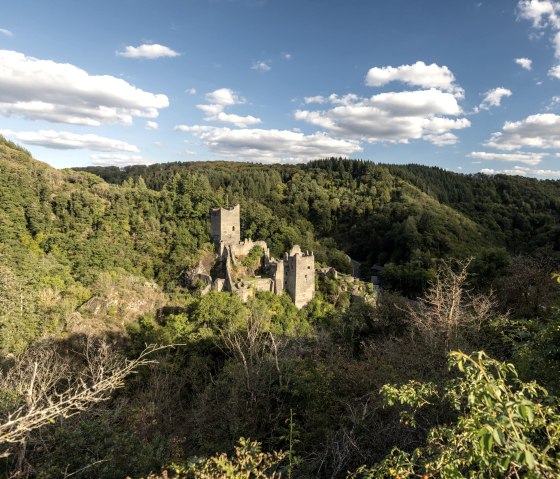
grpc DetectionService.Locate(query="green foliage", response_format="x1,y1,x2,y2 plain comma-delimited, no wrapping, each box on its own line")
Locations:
140,438,285,478
242,245,265,270
357,351,560,478
2,139,560,478
34,417,169,479
513,307,560,395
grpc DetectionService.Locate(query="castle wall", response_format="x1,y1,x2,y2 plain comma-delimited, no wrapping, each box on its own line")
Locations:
210,204,240,248
208,205,315,308
272,259,285,295
230,239,269,258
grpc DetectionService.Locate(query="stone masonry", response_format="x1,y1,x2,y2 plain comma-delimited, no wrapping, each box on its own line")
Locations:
209,204,315,308
211,204,240,251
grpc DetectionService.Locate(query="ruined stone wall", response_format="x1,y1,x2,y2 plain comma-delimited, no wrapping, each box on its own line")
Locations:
210,204,240,247
271,259,284,295
208,204,315,309
230,239,269,258
285,247,315,309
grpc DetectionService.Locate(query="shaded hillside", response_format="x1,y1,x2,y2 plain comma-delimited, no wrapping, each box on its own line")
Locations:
384,163,560,255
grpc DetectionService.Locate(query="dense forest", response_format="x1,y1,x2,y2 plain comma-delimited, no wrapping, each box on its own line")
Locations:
1,135,560,478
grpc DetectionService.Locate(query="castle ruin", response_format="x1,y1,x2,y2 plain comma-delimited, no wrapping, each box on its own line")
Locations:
209,205,315,309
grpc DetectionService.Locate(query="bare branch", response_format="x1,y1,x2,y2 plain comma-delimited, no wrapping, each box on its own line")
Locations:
0,338,169,448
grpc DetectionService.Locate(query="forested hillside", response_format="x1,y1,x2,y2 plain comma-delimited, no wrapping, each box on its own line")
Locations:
1,136,560,478
80,156,560,292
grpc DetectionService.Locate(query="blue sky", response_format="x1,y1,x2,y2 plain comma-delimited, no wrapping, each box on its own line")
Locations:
1,0,560,178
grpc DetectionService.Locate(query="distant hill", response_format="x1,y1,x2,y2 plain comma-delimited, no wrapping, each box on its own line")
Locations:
78,157,560,263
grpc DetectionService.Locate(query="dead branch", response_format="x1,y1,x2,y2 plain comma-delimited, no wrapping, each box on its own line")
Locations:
0,337,168,447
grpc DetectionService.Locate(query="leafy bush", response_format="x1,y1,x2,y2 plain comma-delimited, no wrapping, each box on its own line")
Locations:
355,351,560,478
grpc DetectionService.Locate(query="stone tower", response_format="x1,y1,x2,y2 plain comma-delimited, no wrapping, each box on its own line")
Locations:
210,204,240,251
285,245,315,309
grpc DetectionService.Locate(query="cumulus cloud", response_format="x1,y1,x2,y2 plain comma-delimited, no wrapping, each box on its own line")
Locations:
251,60,271,72
185,88,197,95
0,129,140,152
295,88,469,146
517,2,560,75
304,96,327,104
281,52,292,60
477,87,512,111
205,88,243,106
485,113,560,149
515,57,533,69
145,121,158,130
117,43,180,59
90,153,150,166
365,61,464,98
0,28,12,37
517,0,560,29
0,50,168,126
548,64,560,77
176,125,362,163
195,88,262,127
469,150,546,165
481,165,560,177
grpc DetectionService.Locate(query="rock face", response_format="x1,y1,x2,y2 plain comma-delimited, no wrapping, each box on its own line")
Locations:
71,273,166,334
208,204,315,309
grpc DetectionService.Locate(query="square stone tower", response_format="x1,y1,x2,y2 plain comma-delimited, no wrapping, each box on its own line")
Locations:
210,204,240,249
285,245,315,309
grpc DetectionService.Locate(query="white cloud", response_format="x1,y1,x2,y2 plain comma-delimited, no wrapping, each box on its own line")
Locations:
481,165,560,177
205,88,244,106
185,88,197,95
281,52,292,60
195,88,262,127
90,153,150,166
212,112,261,128
365,61,464,98
469,150,546,164
0,50,169,126
176,125,362,163
145,121,158,130
117,43,180,59
0,28,12,37
517,0,560,29
369,89,462,115
515,57,533,69
295,88,469,146
477,87,512,110
327,93,360,105
548,64,560,77
518,2,560,74
0,129,140,152
251,60,271,72
485,113,560,149
304,96,327,104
